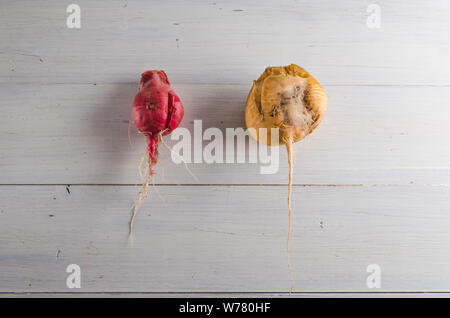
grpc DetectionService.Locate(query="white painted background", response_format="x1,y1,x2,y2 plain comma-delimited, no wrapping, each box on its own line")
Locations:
1,0,450,297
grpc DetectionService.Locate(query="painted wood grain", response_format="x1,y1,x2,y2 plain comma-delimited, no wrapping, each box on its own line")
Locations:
3,292,450,298
1,185,450,292
1,0,450,297
0,83,449,185
0,0,449,86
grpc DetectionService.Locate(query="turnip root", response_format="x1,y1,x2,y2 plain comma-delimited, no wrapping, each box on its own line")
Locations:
245,64,327,293
130,70,184,236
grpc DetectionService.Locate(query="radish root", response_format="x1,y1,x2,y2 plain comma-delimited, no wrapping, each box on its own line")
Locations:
128,130,197,242
128,147,152,242
128,133,159,241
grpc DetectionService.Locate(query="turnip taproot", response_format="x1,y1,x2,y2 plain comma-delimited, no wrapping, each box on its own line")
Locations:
130,70,184,236
245,64,327,292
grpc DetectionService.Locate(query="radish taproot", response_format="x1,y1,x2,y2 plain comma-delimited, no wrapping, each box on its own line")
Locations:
130,70,184,236
245,64,327,292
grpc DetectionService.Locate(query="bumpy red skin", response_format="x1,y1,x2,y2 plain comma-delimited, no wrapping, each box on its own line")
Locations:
132,70,184,176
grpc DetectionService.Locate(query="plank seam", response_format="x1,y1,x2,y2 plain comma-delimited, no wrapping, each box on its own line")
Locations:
0,184,449,187
1,291,450,295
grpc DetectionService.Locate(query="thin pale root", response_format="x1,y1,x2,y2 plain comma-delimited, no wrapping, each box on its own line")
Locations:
128,130,197,243
286,141,295,295
129,148,152,242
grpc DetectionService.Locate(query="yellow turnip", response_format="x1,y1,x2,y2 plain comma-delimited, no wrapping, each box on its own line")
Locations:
245,64,327,293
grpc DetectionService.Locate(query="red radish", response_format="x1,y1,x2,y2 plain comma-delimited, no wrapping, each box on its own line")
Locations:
129,70,184,236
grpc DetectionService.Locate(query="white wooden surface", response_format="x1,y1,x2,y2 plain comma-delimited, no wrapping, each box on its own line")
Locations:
1,0,450,297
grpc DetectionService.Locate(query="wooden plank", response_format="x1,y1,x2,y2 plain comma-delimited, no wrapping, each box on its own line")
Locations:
1,0,449,85
2,292,450,298
1,184,450,292
1,83,449,184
